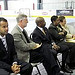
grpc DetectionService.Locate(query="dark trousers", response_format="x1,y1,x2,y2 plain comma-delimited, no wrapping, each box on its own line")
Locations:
57,44,69,67
0,69,9,75
19,61,33,75
58,41,75,64
30,45,60,75
0,61,33,75
42,44,69,68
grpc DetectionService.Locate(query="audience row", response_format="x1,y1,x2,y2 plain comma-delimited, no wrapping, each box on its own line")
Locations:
0,14,75,75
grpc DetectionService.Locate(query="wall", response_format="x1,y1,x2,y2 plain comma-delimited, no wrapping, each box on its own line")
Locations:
0,9,75,16
8,0,33,10
0,0,36,10
0,0,75,10
43,0,75,9
0,1,4,10
0,9,75,35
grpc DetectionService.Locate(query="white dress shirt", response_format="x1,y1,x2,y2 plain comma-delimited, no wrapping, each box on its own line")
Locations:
37,26,46,35
18,25,23,32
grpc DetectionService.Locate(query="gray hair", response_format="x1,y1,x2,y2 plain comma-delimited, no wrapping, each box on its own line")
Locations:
16,14,27,23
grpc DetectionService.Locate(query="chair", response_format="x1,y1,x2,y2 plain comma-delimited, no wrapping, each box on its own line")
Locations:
30,33,43,75
57,53,62,68
10,73,20,75
31,63,42,75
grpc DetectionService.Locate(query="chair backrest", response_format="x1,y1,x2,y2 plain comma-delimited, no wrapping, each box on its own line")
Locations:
10,73,20,75
31,62,41,67
30,33,33,40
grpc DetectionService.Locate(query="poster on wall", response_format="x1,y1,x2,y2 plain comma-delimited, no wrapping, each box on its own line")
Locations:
56,10,73,16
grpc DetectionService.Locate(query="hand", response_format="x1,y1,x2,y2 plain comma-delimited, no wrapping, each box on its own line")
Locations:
72,35,75,39
58,32,64,35
33,43,42,49
62,29,66,32
52,44,60,50
11,64,21,74
36,43,42,47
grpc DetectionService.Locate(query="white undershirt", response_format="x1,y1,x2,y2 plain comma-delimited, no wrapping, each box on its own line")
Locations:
37,26,43,32
18,25,23,32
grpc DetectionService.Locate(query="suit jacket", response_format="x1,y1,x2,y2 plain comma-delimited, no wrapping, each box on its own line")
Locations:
48,23,67,43
32,27,54,46
0,33,17,72
30,26,57,63
11,25,36,62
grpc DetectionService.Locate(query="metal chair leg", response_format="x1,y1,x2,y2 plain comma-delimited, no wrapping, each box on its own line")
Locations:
35,65,41,75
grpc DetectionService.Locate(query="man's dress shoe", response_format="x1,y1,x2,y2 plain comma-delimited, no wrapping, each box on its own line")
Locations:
61,67,73,73
56,72,65,75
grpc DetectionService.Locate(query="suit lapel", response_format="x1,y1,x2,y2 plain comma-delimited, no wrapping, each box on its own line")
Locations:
36,27,50,42
36,27,46,36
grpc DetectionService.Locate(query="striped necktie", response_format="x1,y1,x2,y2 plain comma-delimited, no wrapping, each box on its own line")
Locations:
2,37,7,50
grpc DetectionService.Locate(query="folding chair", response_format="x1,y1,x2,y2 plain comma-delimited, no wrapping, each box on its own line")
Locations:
31,63,42,75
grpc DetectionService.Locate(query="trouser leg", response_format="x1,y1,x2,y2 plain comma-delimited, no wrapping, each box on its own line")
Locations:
43,60,60,75
59,41,75,64
0,69,9,75
41,45,60,75
41,45,58,68
57,44,69,67
69,44,75,63
43,60,52,75
18,61,33,75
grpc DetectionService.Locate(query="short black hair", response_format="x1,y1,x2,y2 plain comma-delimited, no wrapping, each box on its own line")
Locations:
51,16,58,23
0,17,7,22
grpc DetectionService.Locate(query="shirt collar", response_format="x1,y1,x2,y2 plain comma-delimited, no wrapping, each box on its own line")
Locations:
37,26,43,31
0,35,6,39
18,25,23,31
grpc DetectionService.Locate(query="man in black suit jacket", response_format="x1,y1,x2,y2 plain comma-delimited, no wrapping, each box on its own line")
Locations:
0,17,32,75
30,17,73,75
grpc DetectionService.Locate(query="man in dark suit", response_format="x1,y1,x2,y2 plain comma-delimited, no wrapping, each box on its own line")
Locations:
48,15,75,69
0,17,33,75
31,17,73,74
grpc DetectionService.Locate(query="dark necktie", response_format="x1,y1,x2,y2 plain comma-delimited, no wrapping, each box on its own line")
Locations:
22,30,30,43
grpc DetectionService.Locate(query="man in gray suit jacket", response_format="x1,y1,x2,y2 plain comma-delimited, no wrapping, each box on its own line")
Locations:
11,14,40,63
